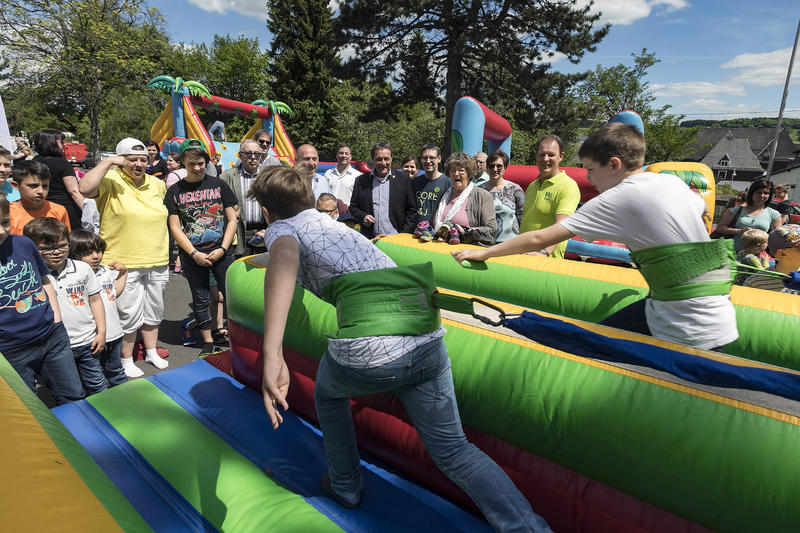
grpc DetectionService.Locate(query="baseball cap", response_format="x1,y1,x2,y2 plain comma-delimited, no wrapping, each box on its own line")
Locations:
179,138,207,156
767,224,800,255
115,138,148,156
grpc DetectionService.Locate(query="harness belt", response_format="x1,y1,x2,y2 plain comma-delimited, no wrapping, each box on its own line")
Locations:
321,262,502,339
629,239,736,301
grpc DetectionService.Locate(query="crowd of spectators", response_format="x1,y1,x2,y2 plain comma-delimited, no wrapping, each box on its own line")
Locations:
0,127,798,408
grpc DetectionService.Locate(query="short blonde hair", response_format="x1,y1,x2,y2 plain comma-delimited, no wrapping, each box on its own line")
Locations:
741,228,769,249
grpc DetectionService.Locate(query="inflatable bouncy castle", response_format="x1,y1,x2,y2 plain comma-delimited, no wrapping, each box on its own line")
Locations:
147,75,296,169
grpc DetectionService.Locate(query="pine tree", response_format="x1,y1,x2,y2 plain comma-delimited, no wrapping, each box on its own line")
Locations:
396,32,439,108
267,0,341,156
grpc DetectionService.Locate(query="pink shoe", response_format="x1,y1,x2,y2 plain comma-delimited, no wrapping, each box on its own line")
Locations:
414,220,430,238
447,226,461,245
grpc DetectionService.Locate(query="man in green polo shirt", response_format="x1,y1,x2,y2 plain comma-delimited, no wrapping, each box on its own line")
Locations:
519,134,580,259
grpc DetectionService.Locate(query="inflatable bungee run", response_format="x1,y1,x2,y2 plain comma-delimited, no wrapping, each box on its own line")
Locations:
224,253,800,533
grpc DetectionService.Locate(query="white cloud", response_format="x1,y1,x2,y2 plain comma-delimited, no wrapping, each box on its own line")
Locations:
721,47,800,87
583,0,689,26
187,0,266,18
653,81,746,99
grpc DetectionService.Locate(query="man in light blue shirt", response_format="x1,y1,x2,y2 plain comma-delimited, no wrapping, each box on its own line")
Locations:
294,144,331,200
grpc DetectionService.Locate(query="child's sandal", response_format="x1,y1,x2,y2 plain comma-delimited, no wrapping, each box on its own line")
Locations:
447,226,461,245
413,220,430,238
212,327,229,344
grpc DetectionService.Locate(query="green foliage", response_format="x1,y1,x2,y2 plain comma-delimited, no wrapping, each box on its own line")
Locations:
267,0,341,155
336,0,608,156
682,118,800,143
0,0,168,158
396,32,440,108
578,49,699,163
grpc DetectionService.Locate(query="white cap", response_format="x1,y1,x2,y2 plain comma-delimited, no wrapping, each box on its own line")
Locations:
115,137,148,156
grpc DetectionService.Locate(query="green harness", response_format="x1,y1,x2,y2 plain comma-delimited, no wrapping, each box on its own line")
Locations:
629,239,736,301
321,262,491,339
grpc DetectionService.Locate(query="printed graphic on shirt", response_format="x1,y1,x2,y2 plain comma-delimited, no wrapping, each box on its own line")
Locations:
62,279,88,308
181,201,224,248
165,176,236,252
0,258,48,314
101,277,117,302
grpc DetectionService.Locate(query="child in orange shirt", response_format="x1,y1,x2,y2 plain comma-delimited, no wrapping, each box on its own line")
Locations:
10,160,70,235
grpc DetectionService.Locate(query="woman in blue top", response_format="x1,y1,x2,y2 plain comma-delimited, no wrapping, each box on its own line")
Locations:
715,179,782,251
479,150,525,243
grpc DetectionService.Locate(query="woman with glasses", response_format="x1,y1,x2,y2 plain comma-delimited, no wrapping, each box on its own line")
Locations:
480,150,525,243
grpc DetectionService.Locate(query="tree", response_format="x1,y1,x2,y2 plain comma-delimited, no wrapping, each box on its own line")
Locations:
267,0,342,155
336,0,608,155
395,32,440,108
0,0,168,159
578,49,700,163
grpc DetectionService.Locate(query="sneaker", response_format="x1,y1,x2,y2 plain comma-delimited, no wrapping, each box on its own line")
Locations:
198,342,216,357
419,226,434,242
447,226,461,245
413,220,430,238
320,472,360,509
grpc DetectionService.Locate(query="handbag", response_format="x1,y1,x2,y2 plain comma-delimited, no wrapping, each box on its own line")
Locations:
710,206,743,239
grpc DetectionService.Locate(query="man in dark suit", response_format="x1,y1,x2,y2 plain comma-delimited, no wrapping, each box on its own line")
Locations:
349,142,416,239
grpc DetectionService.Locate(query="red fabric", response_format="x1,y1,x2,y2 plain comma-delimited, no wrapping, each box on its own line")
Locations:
228,320,710,533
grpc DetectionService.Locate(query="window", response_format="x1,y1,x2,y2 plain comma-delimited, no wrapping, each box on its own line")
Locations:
718,170,728,180
718,155,730,167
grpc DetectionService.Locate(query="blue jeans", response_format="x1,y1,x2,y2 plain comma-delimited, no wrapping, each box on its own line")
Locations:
101,338,128,387
180,249,234,330
72,342,109,395
2,322,85,404
314,338,551,533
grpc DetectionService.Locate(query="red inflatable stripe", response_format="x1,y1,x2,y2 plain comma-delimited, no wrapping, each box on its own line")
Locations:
229,320,709,533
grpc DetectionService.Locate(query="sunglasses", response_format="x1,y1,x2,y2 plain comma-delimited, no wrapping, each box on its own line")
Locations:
316,208,336,214
240,151,262,158
257,139,271,145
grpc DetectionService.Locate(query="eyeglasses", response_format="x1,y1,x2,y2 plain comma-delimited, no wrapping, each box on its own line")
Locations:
38,242,69,254
316,208,336,214
241,151,262,158
488,164,504,169
257,139,271,145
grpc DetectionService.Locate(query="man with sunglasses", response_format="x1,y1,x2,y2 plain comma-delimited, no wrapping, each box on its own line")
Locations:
254,129,282,169
220,139,269,256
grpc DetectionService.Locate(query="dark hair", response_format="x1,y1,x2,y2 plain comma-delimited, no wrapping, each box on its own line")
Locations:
12,160,50,184
68,229,107,259
145,140,158,148
747,179,774,206
254,129,272,142
537,134,564,154
167,152,181,164
23,217,69,245
0,196,9,216
336,144,350,152
486,150,510,168
246,166,314,219
180,148,210,164
370,141,392,160
401,154,419,168
33,129,65,157
0,147,10,159
578,123,646,169
420,144,440,158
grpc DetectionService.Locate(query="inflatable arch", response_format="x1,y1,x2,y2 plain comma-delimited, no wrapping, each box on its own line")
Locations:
450,96,512,157
147,75,296,171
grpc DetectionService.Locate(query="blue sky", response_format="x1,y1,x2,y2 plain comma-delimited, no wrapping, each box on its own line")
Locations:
152,0,800,120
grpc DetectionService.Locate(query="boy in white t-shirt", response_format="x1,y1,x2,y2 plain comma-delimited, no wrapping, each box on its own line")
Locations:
246,166,550,532
24,218,110,395
454,122,739,351
69,229,128,387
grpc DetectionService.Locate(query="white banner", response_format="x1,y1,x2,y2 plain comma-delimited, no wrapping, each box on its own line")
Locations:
0,92,12,151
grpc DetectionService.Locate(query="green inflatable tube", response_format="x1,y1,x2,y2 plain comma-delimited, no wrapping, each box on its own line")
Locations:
375,234,800,371
226,258,800,532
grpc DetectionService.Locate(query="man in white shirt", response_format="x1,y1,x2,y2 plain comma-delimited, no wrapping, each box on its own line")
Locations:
324,144,361,206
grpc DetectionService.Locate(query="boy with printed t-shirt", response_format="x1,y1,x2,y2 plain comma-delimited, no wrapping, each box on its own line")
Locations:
0,198,84,404
0,147,18,201
454,123,739,351
247,166,550,532
165,139,238,357
24,218,110,395
69,229,128,388
9,160,70,235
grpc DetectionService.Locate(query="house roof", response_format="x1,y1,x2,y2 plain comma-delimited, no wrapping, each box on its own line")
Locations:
699,133,763,171
687,127,798,162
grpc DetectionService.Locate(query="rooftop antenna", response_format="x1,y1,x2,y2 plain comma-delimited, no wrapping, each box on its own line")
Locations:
765,18,800,181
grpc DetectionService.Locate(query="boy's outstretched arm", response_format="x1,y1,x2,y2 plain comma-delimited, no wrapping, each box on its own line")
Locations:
452,223,575,263
262,235,299,429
